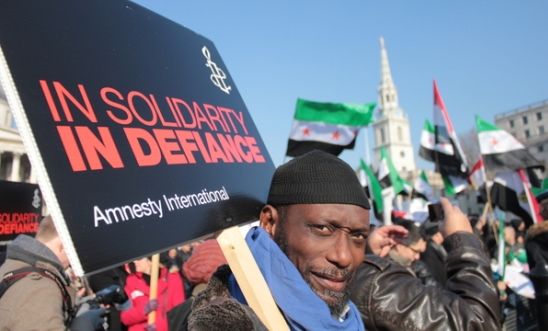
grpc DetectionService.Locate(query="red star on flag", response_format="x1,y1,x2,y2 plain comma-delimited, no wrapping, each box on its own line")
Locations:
490,137,499,146
302,127,310,136
332,130,340,140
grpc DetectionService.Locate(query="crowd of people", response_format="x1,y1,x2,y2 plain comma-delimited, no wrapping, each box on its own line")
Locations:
0,150,547,330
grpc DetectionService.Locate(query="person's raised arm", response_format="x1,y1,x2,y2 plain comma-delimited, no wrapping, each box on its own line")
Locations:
352,198,502,331
366,225,408,257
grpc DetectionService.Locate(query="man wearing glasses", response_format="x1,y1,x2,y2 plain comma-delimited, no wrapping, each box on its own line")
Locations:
385,219,426,268
349,198,501,330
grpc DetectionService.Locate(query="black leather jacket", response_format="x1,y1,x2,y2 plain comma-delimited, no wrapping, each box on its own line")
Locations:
349,232,502,331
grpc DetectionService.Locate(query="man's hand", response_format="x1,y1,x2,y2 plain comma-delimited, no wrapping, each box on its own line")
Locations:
144,299,158,315
440,197,472,238
70,307,107,331
367,225,408,257
475,215,487,231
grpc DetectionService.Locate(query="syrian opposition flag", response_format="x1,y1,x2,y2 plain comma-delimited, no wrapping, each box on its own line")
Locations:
432,81,468,177
286,98,375,157
378,147,411,195
442,174,467,197
419,119,460,164
476,115,542,171
420,81,468,176
490,170,540,227
468,159,486,190
517,169,542,225
419,119,437,161
469,159,488,202
412,170,433,201
360,159,384,221
393,198,429,223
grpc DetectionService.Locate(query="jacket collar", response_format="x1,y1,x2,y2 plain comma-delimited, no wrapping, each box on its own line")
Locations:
6,235,65,276
527,221,548,239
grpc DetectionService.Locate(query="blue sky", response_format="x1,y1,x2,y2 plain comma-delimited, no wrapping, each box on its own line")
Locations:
133,0,548,170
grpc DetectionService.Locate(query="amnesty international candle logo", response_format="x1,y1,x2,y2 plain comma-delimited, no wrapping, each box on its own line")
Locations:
202,46,232,95
32,189,41,209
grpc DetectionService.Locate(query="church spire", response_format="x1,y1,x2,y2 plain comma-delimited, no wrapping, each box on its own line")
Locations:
378,37,400,116
372,36,416,178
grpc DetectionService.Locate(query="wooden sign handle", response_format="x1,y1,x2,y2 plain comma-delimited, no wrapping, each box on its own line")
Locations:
217,226,289,331
147,253,160,326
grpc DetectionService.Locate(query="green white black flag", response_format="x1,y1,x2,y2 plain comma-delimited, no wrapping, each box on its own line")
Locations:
476,115,542,171
286,98,375,157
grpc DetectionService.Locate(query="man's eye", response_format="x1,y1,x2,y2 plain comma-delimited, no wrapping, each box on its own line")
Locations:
351,232,367,241
309,224,333,235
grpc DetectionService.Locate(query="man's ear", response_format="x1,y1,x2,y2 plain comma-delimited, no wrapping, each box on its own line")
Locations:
47,237,69,268
259,205,280,237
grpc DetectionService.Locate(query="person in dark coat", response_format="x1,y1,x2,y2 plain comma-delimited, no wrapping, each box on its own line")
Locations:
172,151,502,331
349,198,502,331
0,216,105,330
525,189,548,330
415,220,447,287
87,266,129,331
388,218,426,268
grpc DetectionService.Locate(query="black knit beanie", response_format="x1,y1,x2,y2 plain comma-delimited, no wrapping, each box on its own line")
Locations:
267,150,370,209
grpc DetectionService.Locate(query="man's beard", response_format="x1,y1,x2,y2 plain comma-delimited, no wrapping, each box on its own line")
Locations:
304,270,351,317
273,225,350,317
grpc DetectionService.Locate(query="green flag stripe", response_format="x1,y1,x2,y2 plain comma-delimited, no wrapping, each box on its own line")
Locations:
475,115,499,132
360,159,384,213
420,170,428,183
424,120,434,133
381,147,410,195
294,98,375,126
442,175,456,196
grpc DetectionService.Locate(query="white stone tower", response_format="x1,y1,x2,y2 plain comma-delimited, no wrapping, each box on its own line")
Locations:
372,37,416,178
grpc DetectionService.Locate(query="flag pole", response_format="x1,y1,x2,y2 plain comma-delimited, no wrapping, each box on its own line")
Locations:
433,132,448,199
361,127,379,222
494,208,506,279
363,126,371,165
147,253,160,328
480,155,494,213
478,153,498,240
474,113,497,232
483,200,499,246
361,164,376,222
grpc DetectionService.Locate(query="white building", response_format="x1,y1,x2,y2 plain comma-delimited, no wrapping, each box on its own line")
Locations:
372,37,416,180
0,87,33,182
494,99,548,172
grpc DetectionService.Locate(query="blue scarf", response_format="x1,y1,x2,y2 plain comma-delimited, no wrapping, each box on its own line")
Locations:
231,226,365,331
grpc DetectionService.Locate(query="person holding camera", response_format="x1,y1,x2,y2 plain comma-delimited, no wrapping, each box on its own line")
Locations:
0,216,105,330
87,267,130,331
385,218,426,268
414,219,448,287
349,198,502,330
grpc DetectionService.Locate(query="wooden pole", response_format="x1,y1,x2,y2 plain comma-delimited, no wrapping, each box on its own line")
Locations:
147,253,160,327
481,171,499,245
217,226,289,331
481,199,499,245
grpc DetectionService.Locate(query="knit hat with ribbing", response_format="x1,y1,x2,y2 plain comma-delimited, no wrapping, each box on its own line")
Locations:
267,150,370,209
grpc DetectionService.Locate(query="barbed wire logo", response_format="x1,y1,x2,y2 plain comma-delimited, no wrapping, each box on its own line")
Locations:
202,46,231,94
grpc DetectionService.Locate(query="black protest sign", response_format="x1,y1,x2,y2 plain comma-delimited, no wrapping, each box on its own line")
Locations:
0,1,274,275
0,180,42,243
